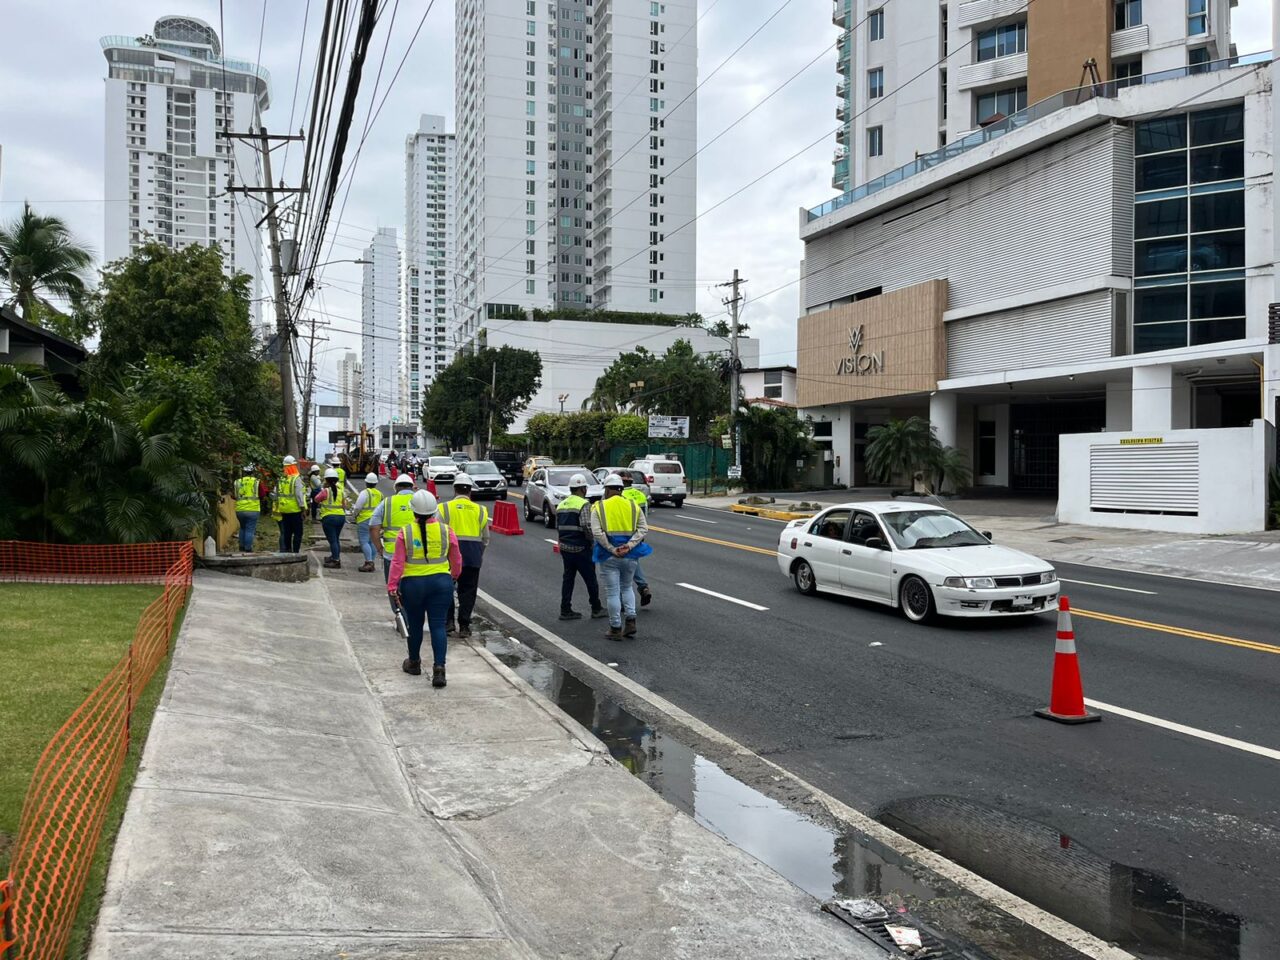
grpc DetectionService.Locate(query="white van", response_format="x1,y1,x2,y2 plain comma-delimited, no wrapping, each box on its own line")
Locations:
629,457,687,507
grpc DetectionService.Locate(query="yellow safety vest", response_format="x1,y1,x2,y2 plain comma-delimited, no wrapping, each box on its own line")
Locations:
235,476,260,513
621,487,648,513
381,492,416,552
400,520,450,577
439,498,489,542
276,475,301,514
319,480,345,518
356,487,383,523
593,496,639,536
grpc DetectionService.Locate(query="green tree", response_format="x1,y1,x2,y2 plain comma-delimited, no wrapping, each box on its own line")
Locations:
421,346,542,452
926,444,973,495
865,417,936,488
739,404,813,490
0,202,95,338
585,348,656,412
588,340,727,438
605,413,648,446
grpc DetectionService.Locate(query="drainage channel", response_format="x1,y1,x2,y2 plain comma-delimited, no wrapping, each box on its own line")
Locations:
482,634,1087,960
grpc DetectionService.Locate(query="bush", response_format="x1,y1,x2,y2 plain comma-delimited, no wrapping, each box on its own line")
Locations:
605,414,648,446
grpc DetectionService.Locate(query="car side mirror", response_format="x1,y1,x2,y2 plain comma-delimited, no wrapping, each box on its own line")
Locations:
982,531,993,541
865,537,886,550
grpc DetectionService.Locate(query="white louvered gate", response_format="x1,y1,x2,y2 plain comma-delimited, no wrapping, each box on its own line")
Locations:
1089,442,1199,515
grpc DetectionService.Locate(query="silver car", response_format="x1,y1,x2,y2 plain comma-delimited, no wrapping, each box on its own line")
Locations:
523,466,604,529
592,467,651,500
458,460,508,500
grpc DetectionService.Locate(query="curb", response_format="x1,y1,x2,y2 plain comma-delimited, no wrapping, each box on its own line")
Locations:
729,505,815,521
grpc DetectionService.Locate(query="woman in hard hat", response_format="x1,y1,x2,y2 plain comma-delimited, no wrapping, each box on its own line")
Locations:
316,468,347,568
386,490,461,687
276,455,306,554
234,464,260,553
350,472,384,573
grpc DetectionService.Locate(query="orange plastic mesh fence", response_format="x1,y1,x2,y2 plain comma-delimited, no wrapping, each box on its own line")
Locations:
0,541,193,960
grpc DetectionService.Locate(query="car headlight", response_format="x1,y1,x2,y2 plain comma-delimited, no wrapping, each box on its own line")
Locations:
943,576,997,589
1038,571,1057,584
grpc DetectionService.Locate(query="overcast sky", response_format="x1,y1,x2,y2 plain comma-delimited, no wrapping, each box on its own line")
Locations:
0,0,1271,437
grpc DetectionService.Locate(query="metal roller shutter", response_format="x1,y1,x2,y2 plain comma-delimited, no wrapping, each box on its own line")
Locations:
1089,443,1199,515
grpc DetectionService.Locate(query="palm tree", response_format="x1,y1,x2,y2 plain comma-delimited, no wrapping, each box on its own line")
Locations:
865,417,935,487
927,445,973,495
0,202,94,324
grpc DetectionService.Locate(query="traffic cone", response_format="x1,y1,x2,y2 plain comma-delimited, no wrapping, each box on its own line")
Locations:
1035,596,1101,724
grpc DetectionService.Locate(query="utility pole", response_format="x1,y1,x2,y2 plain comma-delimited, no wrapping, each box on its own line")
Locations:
487,359,497,457
718,269,746,480
224,128,307,456
299,316,330,458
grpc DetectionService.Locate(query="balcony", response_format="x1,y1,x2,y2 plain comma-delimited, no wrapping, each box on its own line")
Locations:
836,43,850,72
832,0,851,28
836,77,849,99
835,126,850,146
837,100,850,122
956,0,1027,29
1111,23,1150,58
832,156,850,190
955,51,1028,90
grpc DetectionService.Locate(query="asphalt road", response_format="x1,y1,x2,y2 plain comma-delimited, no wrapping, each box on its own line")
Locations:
457,489,1280,960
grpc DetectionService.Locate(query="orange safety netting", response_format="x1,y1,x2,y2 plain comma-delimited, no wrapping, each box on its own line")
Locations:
0,541,193,960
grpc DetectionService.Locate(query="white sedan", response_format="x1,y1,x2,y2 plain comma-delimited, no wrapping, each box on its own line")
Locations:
776,502,1058,622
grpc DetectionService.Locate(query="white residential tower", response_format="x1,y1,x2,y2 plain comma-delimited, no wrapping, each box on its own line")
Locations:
337,351,362,431
361,227,402,432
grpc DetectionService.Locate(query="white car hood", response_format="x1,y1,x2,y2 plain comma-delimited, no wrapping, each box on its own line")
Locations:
549,484,605,499
901,543,1050,577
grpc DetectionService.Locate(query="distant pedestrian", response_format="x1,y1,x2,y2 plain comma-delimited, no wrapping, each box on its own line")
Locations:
276,455,306,553
308,464,323,521
386,490,462,687
592,474,650,640
621,472,652,607
350,472,384,573
439,473,489,639
234,465,260,553
556,473,605,621
317,468,347,568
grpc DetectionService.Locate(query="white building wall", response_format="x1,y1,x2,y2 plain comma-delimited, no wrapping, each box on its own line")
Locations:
740,368,798,405
361,228,402,430
337,352,362,431
103,78,130,265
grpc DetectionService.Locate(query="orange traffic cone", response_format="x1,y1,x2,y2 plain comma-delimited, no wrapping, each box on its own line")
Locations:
1035,596,1101,724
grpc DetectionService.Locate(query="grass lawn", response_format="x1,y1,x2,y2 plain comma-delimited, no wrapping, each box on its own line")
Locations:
0,581,187,957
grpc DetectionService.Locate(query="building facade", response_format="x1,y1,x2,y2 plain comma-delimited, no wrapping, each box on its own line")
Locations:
798,38,1278,533
741,365,798,407
454,0,696,348
831,0,1232,192
337,350,362,431
101,16,268,313
404,114,456,422
361,227,402,432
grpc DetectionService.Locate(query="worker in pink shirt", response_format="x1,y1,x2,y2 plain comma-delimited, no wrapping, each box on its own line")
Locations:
387,490,462,687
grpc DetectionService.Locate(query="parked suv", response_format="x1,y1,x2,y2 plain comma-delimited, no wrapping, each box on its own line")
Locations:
426,456,458,484
629,457,687,507
490,449,524,487
592,467,651,500
524,466,603,528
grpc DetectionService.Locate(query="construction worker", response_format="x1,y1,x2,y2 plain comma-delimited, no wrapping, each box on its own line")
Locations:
328,455,346,485
621,473,652,607
317,467,347,568
371,474,416,611
439,473,489,638
350,472,384,573
234,465,260,553
308,464,323,521
556,474,605,621
276,455,306,553
591,474,651,640
386,490,462,687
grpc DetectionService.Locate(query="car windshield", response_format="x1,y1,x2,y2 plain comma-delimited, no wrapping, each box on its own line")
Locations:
547,470,581,487
465,461,499,474
429,457,454,466
880,510,989,549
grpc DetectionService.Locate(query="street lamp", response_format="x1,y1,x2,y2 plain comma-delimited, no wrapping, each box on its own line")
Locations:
557,393,569,414
628,380,646,412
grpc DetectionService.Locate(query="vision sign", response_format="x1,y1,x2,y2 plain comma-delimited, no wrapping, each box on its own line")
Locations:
833,324,885,376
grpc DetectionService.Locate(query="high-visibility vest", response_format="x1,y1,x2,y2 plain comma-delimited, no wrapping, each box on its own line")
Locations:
400,520,450,577
621,487,648,513
235,476,260,513
356,487,383,523
592,496,639,537
381,492,416,552
277,476,301,513
439,498,489,542
319,480,345,518
556,494,591,550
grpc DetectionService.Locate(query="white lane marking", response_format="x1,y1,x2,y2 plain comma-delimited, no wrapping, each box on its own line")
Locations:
1059,578,1156,595
676,582,769,611
544,538,558,545
1061,559,1278,593
672,514,718,524
1085,699,1280,762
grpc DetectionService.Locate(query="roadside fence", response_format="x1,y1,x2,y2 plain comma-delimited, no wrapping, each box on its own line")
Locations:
0,541,194,960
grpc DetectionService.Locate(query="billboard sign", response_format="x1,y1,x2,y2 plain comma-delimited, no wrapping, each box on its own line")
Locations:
648,414,690,439
318,404,349,419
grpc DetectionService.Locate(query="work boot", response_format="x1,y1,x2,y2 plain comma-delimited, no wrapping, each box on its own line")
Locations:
458,624,472,639
322,557,338,568
358,560,375,573
329,559,341,569
559,609,583,621
432,664,447,688
402,658,421,676
605,625,624,641
446,620,457,636
590,605,607,619
639,586,652,607
623,618,637,638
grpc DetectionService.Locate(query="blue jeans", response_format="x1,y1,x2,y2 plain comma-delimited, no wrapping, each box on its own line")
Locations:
400,573,454,665
599,555,638,628
633,561,648,590
236,511,259,552
320,514,344,560
356,520,377,562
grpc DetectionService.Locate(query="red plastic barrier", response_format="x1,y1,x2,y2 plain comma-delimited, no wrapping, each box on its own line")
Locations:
491,499,525,536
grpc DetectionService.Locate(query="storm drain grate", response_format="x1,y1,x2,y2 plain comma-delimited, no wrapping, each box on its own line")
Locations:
823,898,984,959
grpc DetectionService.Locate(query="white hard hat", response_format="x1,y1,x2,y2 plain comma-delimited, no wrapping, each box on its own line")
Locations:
309,464,321,473
570,473,589,488
243,464,255,473
410,490,438,516
324,468,338,480
603,473,624,488
365,472,379,484
328,455,340,465
394,474,415,487
453,473,473,487
283,455,297,466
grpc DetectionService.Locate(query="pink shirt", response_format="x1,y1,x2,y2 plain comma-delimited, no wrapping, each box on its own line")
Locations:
386,517,462,592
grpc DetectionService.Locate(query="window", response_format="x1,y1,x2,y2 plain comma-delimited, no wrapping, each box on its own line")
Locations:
1114,0,1142,30
812,509,851,540
848,512,885,548
975,22,1026,62
1188,47,1211,73
763,370,784,400
867,125,883,157
1113,57,1142,88
869,9,884,41
1188,0,1207,36
867,68,884,99
975,85,1026,124
978,421,997,476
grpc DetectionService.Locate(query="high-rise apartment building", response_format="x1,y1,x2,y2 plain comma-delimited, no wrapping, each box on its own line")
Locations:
404,114,456,421
454,0,697,346
337,351,362,431
101,16,268,310
831,0,1233,192
361,228,402,431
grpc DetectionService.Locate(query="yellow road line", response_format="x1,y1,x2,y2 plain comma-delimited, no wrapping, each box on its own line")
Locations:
1072,608,1280,656
647,524,779,557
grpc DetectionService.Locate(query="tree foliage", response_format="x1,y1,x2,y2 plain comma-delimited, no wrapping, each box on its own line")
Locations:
865,416,971,494
0,202,95,334
421,346,542,450
586,339,727,437
604,413,648,446
526,410,615,463
739,405,812,490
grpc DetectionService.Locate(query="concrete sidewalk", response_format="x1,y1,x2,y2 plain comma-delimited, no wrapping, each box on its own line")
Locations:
89,566,878,959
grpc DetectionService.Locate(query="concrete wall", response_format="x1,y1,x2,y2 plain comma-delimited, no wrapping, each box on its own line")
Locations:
1058,421,1272,533
1027,0,1110,104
